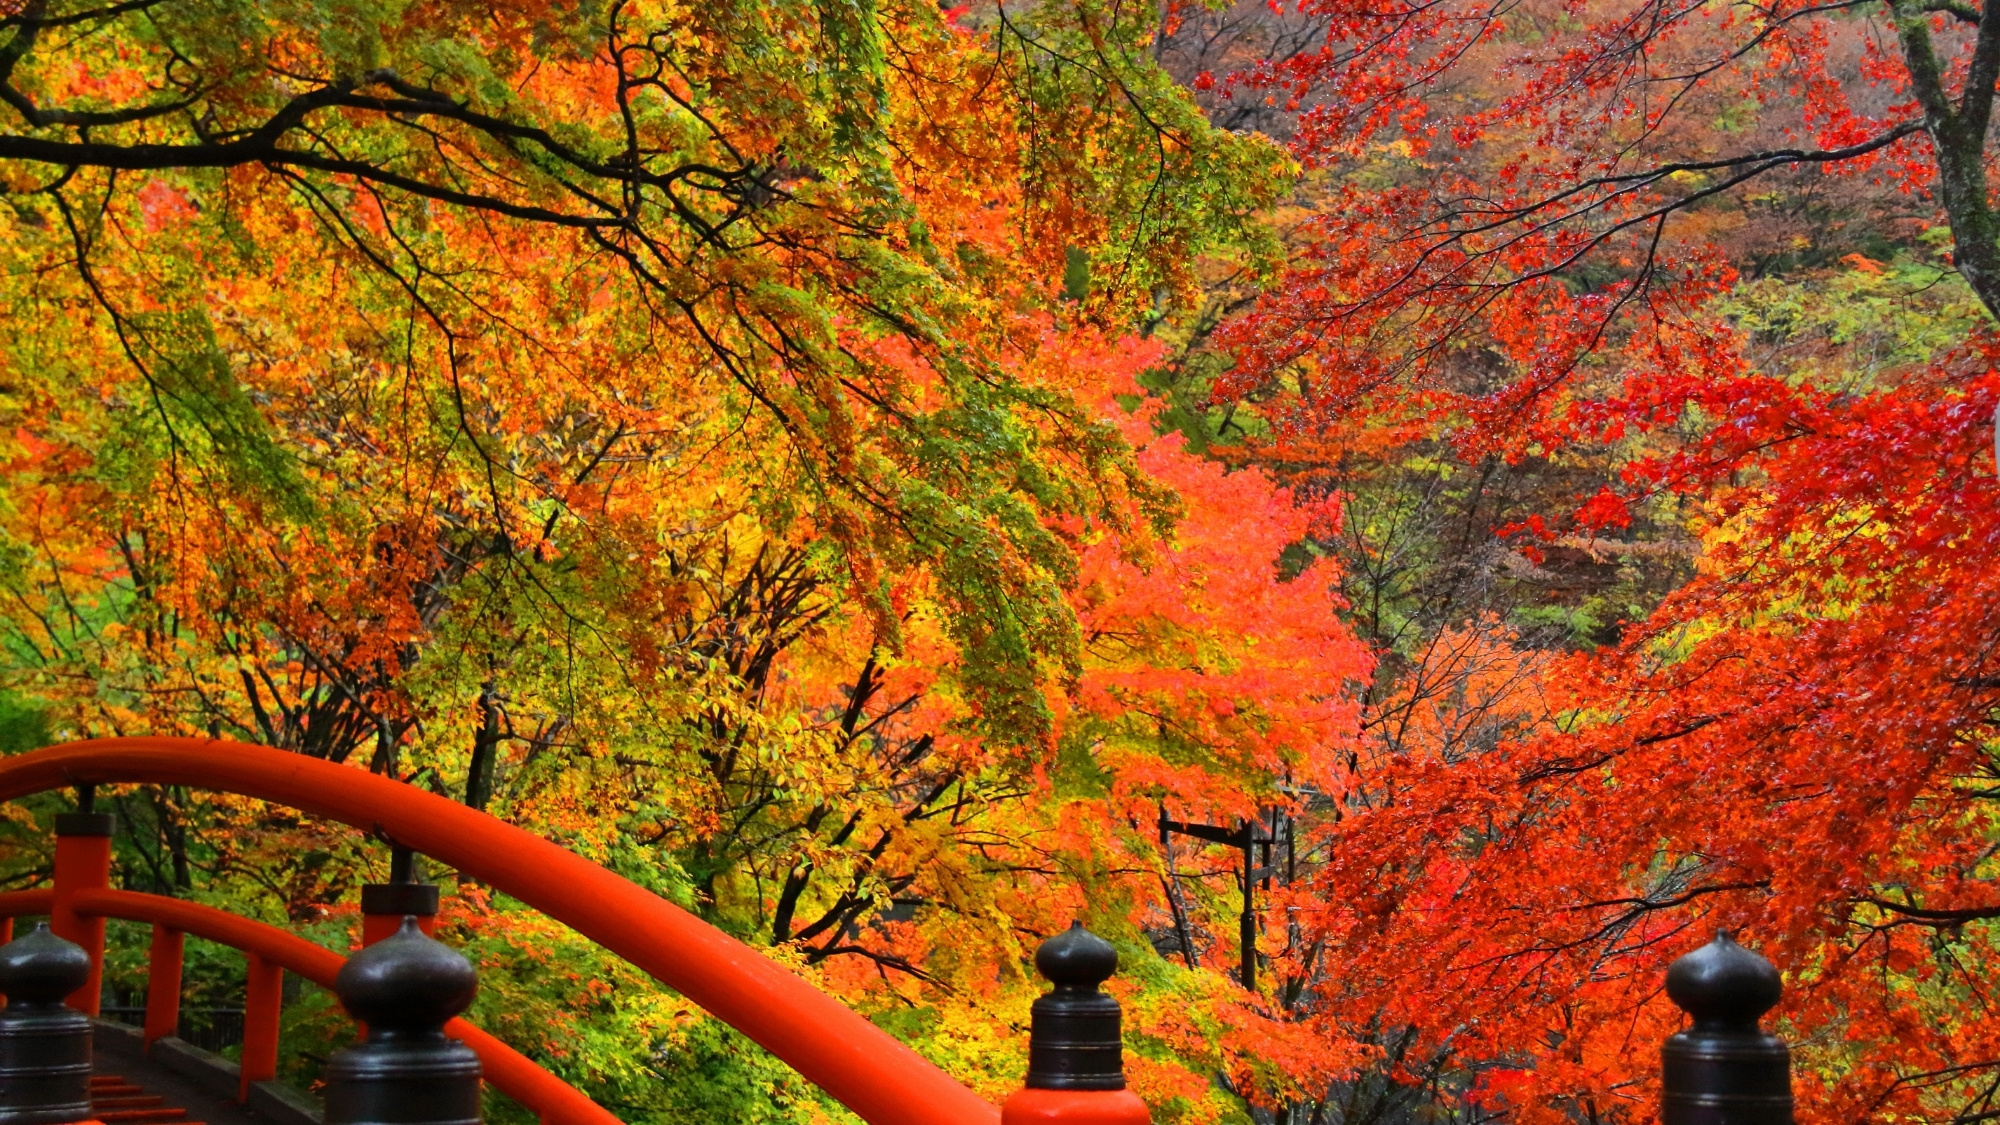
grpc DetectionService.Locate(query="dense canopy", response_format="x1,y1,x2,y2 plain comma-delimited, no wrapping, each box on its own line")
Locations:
2,0,1998,1121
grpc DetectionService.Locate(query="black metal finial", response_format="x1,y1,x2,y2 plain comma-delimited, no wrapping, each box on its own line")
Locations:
0,926,88,1005
1037,921,1119,989
1661,932,1794,1125
1026,922,1125,1091
0,924,94,1124
1667,931,1783,1028
324,916,482,1125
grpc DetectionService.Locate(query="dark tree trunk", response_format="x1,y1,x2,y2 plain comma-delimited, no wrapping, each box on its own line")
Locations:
1892,0,2000,318
1890,0,2000,461
465,682,500,813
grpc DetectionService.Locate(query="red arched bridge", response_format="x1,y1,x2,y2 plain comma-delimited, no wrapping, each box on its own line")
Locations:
0,738,1803,1125
0,738,1150,1125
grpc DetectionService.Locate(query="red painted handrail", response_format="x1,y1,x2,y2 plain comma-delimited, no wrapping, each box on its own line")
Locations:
59,888,619,1125
0,889,53,916
0,739,999,1125
76,888,339,980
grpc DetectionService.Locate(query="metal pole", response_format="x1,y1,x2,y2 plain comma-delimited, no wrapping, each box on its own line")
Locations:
363,844,440,945
1238,822,1256,995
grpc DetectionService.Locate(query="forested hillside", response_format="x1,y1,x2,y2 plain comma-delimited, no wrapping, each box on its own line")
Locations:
0,0,1994,1121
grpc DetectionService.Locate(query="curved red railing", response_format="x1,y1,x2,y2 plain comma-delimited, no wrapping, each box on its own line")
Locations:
89,891,617,1125
0,888,618,1125
0,738,1000,1125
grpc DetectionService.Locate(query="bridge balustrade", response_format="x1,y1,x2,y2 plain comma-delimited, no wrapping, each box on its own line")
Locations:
0,739,1798,1125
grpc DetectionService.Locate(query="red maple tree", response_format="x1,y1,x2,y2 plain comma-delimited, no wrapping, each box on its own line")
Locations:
1183,0,2000,1118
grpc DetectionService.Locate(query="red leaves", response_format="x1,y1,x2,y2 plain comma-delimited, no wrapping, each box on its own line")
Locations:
136,180,196,231
1264,339,2000,1120
1194,0,2000,1113
1572,486,1631,531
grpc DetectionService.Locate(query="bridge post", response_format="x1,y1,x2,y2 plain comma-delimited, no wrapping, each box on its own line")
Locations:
1661,932,1795,1125
324,916,481,1125
141,925,182,1049
239,953,284,1103
50,797,112,1017
0,923,95,1124
1003,923,1150,1125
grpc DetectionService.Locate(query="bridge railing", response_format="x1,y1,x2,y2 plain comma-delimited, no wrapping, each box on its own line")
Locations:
0,738,1802,1125
0,738,1158,1125
0,825,626,1123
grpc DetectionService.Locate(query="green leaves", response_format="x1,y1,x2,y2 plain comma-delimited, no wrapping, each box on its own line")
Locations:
124,311,315,522
0,3,1358,1119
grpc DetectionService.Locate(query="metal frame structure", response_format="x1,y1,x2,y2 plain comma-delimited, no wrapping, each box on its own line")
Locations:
1156,806,1289,994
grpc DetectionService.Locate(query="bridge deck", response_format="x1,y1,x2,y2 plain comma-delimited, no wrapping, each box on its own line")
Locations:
93,1021,319,1125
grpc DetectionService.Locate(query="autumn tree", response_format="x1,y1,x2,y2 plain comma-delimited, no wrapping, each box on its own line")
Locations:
1166,0,2000,1119
0,0,1380,1120
1205,0,2000,431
